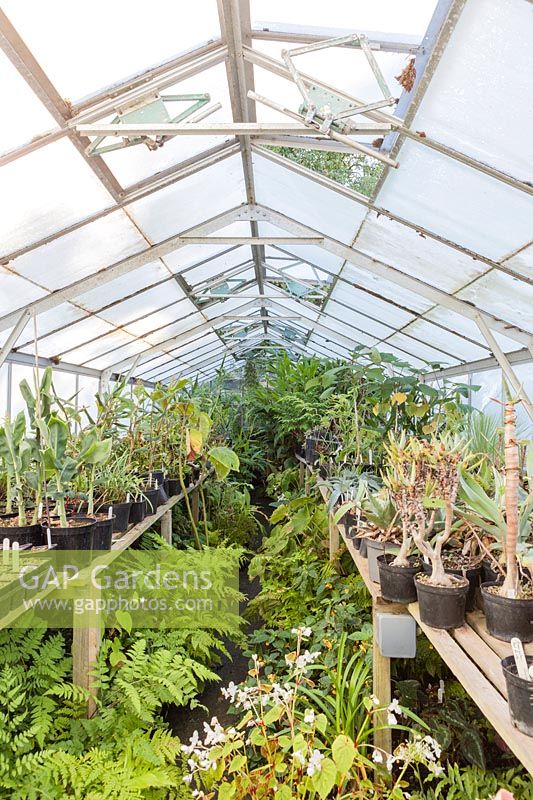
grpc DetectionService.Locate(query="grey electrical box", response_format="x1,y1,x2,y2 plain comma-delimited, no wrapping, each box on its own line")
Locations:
377,613,417,658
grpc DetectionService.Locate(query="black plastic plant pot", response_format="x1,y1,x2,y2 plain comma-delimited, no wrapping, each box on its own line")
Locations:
415,575,469,630
367,538,399,584
481,582,533,643
422,561,481,613
93,516,114,551
166,478,180,497
378,554,419,604
144,488,160,515
501,655,533,737
158,483,169,505
0,514,43,547
129,500,146,525
482,559,503,585
358,536,368,558
99,502,132,534
42,517,96,550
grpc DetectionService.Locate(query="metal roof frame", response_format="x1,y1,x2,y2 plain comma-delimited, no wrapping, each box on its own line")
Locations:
0,0,531,389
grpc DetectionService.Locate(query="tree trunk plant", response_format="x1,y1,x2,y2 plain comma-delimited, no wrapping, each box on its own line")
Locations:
500,401,520,598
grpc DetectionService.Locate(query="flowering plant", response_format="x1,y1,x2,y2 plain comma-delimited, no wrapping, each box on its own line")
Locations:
181,629,443,799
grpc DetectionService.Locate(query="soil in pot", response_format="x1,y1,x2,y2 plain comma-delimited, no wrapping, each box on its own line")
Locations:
98,502,132,534
501,655,533,737
166,478,180,497
421,554,482,613
129,499,147,525
367,538,399,584
41,516,96,550
481,582,533,642
143,488,160,515
378,554,421,604
415,573,469,630
0,513,43,547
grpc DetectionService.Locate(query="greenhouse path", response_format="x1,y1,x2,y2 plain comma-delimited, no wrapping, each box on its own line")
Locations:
166,488,268,742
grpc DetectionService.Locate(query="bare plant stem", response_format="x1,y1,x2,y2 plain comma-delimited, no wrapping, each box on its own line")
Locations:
501,402,519,597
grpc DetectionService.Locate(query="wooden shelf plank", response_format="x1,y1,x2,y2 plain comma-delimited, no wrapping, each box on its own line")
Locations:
410,603,533,775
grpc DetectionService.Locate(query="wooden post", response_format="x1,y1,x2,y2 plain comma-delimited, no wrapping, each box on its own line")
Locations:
161,509,172,545
299,460,306,488
73,578,102,719
372,599,392,755
191,486,200,524
329,515,339,561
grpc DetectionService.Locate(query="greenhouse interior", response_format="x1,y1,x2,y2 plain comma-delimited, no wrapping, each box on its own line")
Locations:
0,0,532,797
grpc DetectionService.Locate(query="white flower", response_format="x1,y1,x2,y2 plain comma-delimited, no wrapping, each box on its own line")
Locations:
388,698,402,716
307,749,324,776
221,681,238,702
372,749,383,764
386,754,395,772
291,625,312,639
371,694,380,706
387,712,397,725
294,649,321,671
293,749,306,766
304,708,315,724
428,762,444,776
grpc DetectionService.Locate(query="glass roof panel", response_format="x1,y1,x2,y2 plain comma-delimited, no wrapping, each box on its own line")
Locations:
89,340,148,371
398,319,490,362
412,0,533,182
12,211,145,290
1,0,220,101
377,139,533,261
356,211,486,293
122,303,195,339
252,152,367,244
250,0,435,33
65,330,140,366
423,306,523,354
0,50,56,155
93,282,186,326
0,267,46,314
385,332,459,366
184,247,251,285
340,263,435,314
128,153,245,241
327,283,415,328
0,139,112,258
506,242,533,281
76,261,175,311
19,315,116,359
457,271,533,335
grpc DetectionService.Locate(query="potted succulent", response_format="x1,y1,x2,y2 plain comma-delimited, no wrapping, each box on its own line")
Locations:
402,436,470,629
477,401,533,642
377,433,421,603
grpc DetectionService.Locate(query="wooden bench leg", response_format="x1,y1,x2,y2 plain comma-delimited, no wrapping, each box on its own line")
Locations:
73,625,101,718
329,515,339,561
191,487,200,524
161,509,173,545
372,599,392,755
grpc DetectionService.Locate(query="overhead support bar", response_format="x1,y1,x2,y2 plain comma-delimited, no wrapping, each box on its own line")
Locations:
178,236,323,245
475,314,533,422
251,23,423,54
0,309,31,370
76,122,386,137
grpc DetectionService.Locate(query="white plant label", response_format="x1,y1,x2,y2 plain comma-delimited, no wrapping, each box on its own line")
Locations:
46,528,52,549
511,637,530,681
